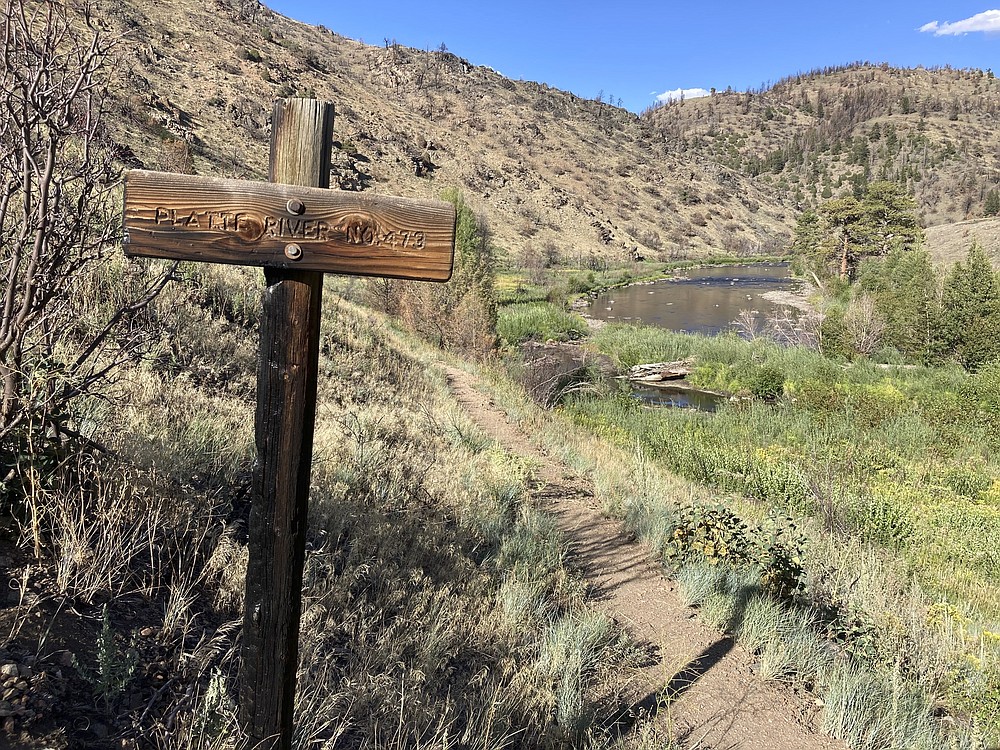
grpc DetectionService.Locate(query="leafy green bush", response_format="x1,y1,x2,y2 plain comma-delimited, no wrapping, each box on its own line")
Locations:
745,365,786,400
844,381,908,427
793,378,843,415
564,272,596,295
819,306,849,357
849,485,916,549
688,361,734,392
938,462,993,499
666,502,806,596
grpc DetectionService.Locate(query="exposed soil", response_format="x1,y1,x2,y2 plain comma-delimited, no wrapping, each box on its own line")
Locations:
445,366,846,750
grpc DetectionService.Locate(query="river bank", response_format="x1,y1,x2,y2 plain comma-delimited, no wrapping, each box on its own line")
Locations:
492,263,999,747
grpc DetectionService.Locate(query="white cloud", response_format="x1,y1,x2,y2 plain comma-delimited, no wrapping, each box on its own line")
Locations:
655,87,711,104
919,10,1000,36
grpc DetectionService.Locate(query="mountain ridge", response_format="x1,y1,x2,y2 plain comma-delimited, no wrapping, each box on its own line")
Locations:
104,0,1000,267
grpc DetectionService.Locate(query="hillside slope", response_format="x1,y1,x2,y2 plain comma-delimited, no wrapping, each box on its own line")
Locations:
104,0,793,266
645,64,1000,232
924,216,1000,266
103,5,1000,269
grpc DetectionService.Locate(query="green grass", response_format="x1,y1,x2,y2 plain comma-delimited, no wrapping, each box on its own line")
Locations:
468,321,999,746
495,272,550,304
575,326,1000,617
497,302,590,345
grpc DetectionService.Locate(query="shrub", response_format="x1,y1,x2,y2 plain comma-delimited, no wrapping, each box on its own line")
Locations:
236,46,262,62
844,381,908,427
850,485,916,549
1,0,171,545
565,272,596,295
745,365,786,400
794,378,843,415
395,189,498,358
667,503,806,596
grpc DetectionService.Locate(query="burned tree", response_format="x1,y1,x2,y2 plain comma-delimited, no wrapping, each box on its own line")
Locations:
1,1,170,478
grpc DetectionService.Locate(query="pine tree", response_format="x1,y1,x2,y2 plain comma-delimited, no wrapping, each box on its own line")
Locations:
792,210,822,257
984,188,1000,217
795,181,922,280
936,242,1000,370
859,248,938,360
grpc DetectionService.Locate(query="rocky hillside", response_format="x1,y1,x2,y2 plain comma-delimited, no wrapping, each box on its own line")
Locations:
102,0,794,267
644,64,1000,232
102,2,1000,268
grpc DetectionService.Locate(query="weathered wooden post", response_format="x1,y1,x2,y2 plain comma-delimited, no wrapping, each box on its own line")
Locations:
121,98,456,749
240,97,330,749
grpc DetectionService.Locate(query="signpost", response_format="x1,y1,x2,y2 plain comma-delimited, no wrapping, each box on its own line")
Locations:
123,98,456,749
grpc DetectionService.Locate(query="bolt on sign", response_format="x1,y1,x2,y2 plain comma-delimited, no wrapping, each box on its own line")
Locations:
122,99,455,750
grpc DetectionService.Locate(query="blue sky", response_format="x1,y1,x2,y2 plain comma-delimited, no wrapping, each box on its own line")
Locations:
267,1,1000,112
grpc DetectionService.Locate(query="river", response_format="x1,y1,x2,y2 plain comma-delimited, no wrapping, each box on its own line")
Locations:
586,263,802,335
584,263,805,409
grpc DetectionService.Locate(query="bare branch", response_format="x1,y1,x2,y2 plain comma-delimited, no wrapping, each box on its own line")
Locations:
0,0,170,448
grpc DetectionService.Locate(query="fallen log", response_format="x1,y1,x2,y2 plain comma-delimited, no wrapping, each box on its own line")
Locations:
621,360,693,382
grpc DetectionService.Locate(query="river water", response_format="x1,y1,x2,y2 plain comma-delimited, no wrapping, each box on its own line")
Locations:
584,263,803,409
629,382,728,410
586,263,800,335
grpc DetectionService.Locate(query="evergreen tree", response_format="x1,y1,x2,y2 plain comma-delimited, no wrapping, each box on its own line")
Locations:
859,248,938,360
793,181,922,280
792,210,822,259
861,181,922,255
820,196,869,279
984,188,1000,217
936,242,1000,370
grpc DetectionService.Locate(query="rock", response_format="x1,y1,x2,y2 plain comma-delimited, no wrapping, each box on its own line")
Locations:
0,665,17,679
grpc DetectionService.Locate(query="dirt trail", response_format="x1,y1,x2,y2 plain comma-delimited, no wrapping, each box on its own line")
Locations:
446,367,846,750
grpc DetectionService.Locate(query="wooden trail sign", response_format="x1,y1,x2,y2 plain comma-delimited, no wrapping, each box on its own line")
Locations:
122,99,455,750
124,171,455,280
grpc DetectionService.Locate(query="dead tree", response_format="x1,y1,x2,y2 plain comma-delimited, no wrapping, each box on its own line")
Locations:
0,0,171,452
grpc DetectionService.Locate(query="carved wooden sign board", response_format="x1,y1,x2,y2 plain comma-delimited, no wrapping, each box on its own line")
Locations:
119,98,455,750
123,170,456,280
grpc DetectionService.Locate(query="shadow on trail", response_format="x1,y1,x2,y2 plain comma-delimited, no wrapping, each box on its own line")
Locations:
536,499,658,601
604,636,736,738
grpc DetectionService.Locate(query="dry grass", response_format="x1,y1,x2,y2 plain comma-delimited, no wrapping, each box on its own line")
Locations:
924,217,1000,268
1,266,652,747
